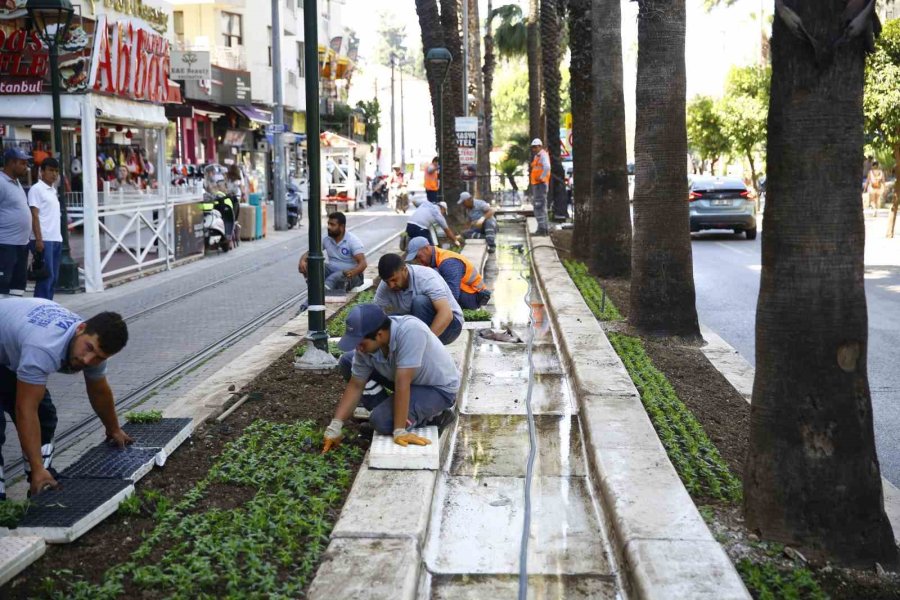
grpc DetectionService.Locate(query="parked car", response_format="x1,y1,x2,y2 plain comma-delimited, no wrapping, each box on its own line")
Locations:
688,176,757,239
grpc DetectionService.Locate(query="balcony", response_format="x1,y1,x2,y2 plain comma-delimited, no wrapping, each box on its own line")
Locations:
210,45,247,71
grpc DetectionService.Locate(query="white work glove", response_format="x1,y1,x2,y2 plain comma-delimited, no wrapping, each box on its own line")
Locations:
322,418,344,453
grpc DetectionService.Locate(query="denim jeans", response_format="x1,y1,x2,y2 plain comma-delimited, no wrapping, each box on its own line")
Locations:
324,263,363,292
0,243,28,296
29,240,62,300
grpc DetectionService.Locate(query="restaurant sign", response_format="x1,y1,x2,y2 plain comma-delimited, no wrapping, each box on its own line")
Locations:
89,15,171,102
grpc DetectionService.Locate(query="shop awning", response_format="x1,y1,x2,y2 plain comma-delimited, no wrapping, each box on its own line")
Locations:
167,79,183,104
235,106,272,124
92,94,169,128
0,95,81,121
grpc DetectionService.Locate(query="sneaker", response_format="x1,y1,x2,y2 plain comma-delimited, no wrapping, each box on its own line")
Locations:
353,406,371,420
426,408,457,431
487,245,496,254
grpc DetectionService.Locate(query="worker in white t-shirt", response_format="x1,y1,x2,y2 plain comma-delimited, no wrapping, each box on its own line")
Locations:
28,158,63,300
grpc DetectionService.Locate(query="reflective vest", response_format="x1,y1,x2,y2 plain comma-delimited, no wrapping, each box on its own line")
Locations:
424,165,440,191
434,247,485,295
530,149,551,185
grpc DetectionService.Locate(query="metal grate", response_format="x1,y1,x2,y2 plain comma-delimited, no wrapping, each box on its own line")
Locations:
61,446,158,481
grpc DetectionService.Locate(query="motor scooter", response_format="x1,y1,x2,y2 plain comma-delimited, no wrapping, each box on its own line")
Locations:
286,183,301,229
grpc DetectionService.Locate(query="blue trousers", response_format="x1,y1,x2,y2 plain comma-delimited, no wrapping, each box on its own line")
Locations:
324,263,363,292
463,218,497,248
29,240,62,300
426,190,439,204
405,223,432,244
338,352,456,435
0,243,28,296
410,294,462,345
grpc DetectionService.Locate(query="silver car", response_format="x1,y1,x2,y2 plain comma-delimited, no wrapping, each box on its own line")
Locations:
688,176,757,239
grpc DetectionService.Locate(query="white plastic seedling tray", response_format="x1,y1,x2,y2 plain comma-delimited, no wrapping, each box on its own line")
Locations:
0,535,46,586
369,426,440,470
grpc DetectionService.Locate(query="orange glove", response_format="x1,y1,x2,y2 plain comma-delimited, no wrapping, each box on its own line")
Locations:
393,429,431,448
322,419,344,454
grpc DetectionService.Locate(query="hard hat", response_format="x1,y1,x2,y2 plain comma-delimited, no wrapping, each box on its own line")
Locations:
531,138,543,146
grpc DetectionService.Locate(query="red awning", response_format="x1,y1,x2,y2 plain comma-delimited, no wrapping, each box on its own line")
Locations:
167,79,183,104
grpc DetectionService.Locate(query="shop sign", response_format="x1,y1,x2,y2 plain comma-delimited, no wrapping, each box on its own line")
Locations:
0,27,47,93
173,202,204,259
455,116,478,181
89,15,171,103
82,0,168,34
183,65,251,106
170,50,210,81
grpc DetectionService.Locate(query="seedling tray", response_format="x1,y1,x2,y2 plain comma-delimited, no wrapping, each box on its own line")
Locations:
123,417,194,465
13,478,133,543
61,446,158,482
369,426,440,470
0,535,45,586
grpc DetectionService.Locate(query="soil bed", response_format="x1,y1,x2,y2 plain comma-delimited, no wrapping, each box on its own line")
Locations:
552,229,900,600
3,338,370,599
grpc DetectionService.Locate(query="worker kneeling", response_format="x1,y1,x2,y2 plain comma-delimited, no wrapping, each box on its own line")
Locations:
322,304,459,452
406,237,491,309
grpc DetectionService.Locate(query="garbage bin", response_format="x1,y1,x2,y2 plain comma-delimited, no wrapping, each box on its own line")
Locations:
239,203,256,240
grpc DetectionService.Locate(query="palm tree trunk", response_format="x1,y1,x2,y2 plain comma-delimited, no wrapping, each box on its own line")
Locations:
745,0,897,567
629,0,700,338
590,0,632,276
568,0,592,261
527,0,542,142
467,0,490,200
484,0,496,199
541,0,566,219
440,0,465,219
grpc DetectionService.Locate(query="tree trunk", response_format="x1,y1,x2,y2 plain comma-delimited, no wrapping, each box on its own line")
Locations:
468,0,490,200
541,0,567,219
745,0,897,567
483,0,496,201
416,0,464,222
439,0,465,220
568,0,593,262
629,0,700,338
527,0,542,142
590,0,632,276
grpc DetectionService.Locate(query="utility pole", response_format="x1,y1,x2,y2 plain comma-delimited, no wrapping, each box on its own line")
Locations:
390,54,396,166
271,0,287,230
400,62,406,170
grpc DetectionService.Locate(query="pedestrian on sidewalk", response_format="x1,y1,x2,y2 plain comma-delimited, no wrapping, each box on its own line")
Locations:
458,192,497,253
28,158,63,300
0,298,132,499
323,304,459,451
0,147,33,298
867,160,885,212
530,138,551,235
389,164,409,213
405,200,462,247
298,211,367,293
406,237,491,309
424,157,440,204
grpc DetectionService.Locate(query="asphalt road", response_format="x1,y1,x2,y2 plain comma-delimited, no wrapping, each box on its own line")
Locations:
692,215,900,485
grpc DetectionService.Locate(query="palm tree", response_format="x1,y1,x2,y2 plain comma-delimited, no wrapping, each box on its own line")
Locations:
589,0,632,276
527,0,543,142
415,0,463,219
540,0,567,219
629,0,699,338
744,0,896,567
567,0,593,261
484,0,496,194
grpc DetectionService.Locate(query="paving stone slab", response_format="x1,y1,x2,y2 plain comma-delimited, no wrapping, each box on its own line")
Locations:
463,372,574,416
307,537,419,600
451,415,586,477
13,479,134,543
122,417,194,465
470,341,563,377
369,426,440,470
425,475,612,576
0,535,45,586
61,446,159,482
430,574,619,599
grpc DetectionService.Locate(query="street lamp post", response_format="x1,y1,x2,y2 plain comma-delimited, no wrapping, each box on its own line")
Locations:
425,48,452,204
27,0,78,292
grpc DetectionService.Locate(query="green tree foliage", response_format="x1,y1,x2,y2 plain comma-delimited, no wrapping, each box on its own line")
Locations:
355,98,381,144
686,96,730,174
721,65,769,191
374,10,425,78
492,3,527,58
492,58,569,147
865,18,900,168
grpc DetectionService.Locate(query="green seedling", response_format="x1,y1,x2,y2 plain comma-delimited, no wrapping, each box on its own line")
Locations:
0,498,30,527
327,289,375,337
463,308,492,322
737,559,827,600
125,410,163,424
563,259,624,321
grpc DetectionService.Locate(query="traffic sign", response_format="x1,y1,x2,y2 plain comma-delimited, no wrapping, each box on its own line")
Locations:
266,123,287,135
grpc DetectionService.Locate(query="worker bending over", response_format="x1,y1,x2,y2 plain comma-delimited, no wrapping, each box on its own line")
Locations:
0,299,132,499
406,237,491,309
405,200,462,247
458,192,497,253
323,304,459,451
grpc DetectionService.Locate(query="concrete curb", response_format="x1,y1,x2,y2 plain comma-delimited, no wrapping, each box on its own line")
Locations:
307,242,486,600
698,324,900,545
526,220,750,599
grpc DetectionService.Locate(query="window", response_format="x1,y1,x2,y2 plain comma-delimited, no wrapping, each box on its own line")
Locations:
297,0,304,7
296,41,305,77
173,11,184,46
221,12,243,48
268,27,272,67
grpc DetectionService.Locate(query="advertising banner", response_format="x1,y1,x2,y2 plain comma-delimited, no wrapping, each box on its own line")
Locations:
455,116,478,181
170,50,211,81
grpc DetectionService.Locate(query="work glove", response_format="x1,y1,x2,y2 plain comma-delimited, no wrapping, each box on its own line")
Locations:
393,428,432,448
322,419,344,454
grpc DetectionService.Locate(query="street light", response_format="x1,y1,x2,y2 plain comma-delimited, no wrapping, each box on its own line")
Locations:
27,0,79,292
426,47,452,204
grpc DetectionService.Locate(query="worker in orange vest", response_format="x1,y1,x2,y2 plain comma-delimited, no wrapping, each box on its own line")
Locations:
530,138,551,235
406,237,491,309
424,156,440,204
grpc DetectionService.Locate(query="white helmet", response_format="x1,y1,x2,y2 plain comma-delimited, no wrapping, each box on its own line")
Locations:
531,138,543,147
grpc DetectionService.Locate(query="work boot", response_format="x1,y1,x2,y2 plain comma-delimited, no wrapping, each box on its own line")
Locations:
353,406,371,420
426,408,457,432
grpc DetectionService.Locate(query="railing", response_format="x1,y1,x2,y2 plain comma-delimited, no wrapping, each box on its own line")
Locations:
209,45,247,71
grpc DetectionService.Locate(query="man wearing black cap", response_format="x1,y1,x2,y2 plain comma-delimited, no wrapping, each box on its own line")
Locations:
0,147,32,297
322,303,459,452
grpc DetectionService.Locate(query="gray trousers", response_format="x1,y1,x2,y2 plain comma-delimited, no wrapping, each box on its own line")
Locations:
324,263,363,292
338,352,456,434
533,183,549,233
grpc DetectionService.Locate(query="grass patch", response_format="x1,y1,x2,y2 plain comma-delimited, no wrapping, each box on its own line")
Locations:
564,259,741,503
326,290,375,338
737,559,828,600
463,308,492,322
46,420,361,599
125,410,163,424
295,340,342,358
0,499,30,527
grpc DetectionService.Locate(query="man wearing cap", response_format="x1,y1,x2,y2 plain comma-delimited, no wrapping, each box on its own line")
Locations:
0,147,33,297
298,211,367,293
530,138,551,235
406,237,491,309
323,303,459,452
406,198,463,247
28,158,63,300
458,191,497,253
